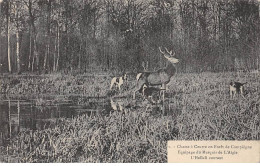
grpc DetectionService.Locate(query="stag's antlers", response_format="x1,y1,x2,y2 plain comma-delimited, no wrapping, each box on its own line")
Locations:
165,47,174,56
159,47,179,63
159,47,175,56
159,47,165,54
142,61,148,71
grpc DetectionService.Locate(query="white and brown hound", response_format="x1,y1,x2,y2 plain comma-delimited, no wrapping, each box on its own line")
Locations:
110,73,127,91
230,81,247,98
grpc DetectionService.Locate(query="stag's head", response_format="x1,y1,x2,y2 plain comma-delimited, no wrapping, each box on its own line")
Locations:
159,47,179,64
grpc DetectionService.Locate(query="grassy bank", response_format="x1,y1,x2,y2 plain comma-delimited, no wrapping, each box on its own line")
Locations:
0,74,113,97
0,72,259,162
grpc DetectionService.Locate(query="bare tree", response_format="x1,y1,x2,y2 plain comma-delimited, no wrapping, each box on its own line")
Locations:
7,0,11,72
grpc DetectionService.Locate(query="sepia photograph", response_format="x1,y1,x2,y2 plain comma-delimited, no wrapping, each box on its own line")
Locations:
0,0,259,163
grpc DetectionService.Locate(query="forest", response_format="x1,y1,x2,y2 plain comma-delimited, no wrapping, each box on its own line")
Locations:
0,0,259,74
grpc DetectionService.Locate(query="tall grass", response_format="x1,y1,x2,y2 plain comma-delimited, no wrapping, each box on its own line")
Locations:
1,108,177,162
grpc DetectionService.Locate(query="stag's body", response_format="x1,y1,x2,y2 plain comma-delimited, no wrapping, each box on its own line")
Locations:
140,65,176,85
133,47,179,99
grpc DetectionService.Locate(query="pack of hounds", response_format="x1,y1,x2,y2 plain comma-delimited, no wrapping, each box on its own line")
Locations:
110,47,247,104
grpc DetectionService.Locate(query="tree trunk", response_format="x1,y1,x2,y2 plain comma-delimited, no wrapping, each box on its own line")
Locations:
43,0,51,73
16,31,20,73
28,26,32,71
7,1,11,73
28,0,34,71
53,27,57,72
93,3,96,39
15,2,20,73
28,0,37,72
43,42,48,73
32,34,38,72
56,25,60,72
0,3,2,70
78,42,81,70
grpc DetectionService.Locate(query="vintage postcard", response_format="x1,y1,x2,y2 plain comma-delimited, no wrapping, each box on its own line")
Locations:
0,0,259,163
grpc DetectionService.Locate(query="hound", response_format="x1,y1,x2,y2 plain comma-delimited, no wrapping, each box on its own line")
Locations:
142,84,162,104
110,73,127,91
230,81,247,98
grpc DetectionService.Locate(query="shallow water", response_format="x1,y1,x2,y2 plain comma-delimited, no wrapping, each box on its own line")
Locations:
0,93,181,147
0,95,112,147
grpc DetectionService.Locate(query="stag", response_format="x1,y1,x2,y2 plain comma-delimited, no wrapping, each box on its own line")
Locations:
133,47,179,100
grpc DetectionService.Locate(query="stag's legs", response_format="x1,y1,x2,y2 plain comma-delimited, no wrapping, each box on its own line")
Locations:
160,83,166,101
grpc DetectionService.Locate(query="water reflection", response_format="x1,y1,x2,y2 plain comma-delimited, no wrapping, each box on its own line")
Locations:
110,97,129,111
0,96,91,147
0,95,182,147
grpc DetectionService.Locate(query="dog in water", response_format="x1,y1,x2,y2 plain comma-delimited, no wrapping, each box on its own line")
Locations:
229,81,247,98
